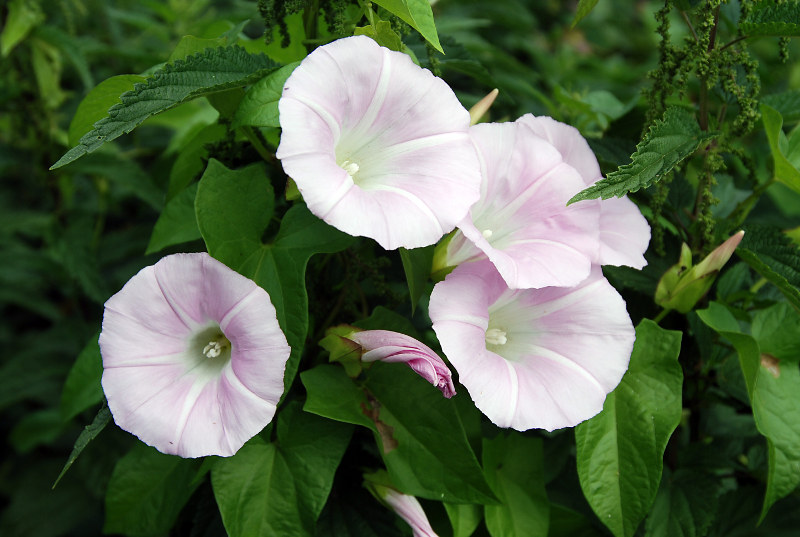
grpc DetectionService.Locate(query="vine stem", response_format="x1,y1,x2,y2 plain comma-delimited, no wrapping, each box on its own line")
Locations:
242,126,274,163
653,308,671,325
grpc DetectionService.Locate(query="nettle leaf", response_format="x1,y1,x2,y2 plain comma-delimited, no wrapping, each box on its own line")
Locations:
737,224,800,309
104,443,203,536
644,469,721,537
67,74,145,146
761,103,800,193
572,0,600,27
575,320,683,537
196,160,354,394
60,333,103,421
301,363,496,504
52,46,280,169
213,403,352,537
482,433,549,537
697,302,800,522
398,245,433,313
740,0,800,37
569,107,717,203
372,0,443,53
232,62,299,129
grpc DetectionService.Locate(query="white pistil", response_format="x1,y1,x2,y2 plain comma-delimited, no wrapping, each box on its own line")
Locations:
485,328,507,346
202,336,229,359
482,229,493,239
341,159,360,177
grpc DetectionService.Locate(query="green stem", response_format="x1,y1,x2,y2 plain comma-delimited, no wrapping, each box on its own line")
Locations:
242,126,273,163
653,308,671,325
729,178,777,228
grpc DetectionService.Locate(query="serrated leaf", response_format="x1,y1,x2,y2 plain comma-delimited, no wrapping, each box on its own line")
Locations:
736,224,800,309
572,0,600,27
53,404,111,488
740,0,800,37
104,443,203,536
301,363,496,504
67,75,145,146
483,433,549,537
196,160,353,395
761,103,800,193
569,107,716,203
372,0,443,53
398,245,433,313
575,320,683,537
697,302,800,522
52,46,280,169
232,62,299,129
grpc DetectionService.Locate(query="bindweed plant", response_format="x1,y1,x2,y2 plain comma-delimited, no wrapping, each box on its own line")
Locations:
3,1,800,536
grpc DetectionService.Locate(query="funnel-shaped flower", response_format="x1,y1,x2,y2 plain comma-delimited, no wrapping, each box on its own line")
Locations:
348,329,456,398
518,114,650,269
440,121,601,289
364,471,440,537
277,35,481,250
429,260,634,431
99,252,290,458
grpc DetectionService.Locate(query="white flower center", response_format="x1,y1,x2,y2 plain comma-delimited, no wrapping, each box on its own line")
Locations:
485,328,507,346
482,229,493,239
340,159,360,177
201,334,230,359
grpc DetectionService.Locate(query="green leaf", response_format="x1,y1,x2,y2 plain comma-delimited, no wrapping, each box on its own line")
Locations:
697,302,800,521
736,224,800,309
52,46,280,169
196,160,353,394
643,469,721,537
482,433,549,537
569,107,716,203
354,21,404,51
54,404,111,488
60,334,103,421
1,0,44,57
10,408,67,453
232,62,299,129
762,90,800,124
67,75,145,146
752,302,800,364
761,103,800,193
105,443,203,536
398,245,433,313
146,182,201,255
372,0,443,53
168,35,226,62
213,404,352,537
167,123,227,200
445,503,483,537
740,0,800,36
575,320,683,537
302,363,496,504
572,0,600,27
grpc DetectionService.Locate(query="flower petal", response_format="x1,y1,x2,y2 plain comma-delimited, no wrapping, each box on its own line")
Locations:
277,36,481,250
430,260,634,431
518,114,650,269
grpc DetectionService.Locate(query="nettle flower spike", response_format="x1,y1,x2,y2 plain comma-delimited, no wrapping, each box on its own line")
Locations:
518,114,650,269
277,35,482,250
99,253,290,458
429,260,634,431
439,120,602,289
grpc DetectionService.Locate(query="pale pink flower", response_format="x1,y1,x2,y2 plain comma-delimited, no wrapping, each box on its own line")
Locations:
429,260,634,431
347,329,456,398
99,252,290,458
277,35,481,250
518,114,650,269
365,476,440,537
441,120,601,289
